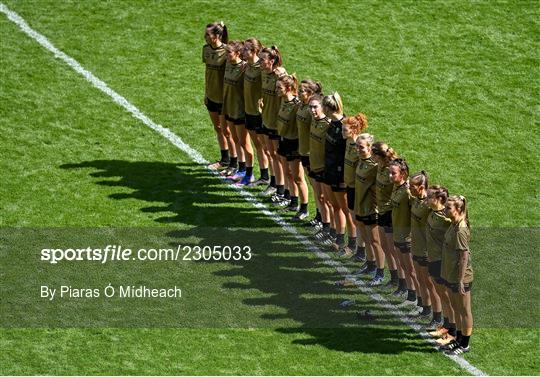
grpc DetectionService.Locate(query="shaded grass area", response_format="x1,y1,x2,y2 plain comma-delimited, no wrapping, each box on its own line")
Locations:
1,0,539,375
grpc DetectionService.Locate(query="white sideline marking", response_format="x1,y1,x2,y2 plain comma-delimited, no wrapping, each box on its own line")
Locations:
1,3,485,375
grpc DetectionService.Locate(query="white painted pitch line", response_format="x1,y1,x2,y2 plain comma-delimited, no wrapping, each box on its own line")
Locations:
0,3,486,375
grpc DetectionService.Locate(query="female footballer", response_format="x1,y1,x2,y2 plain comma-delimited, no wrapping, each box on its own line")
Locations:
296,80,322,222
341,114,369,260
275,74,309,217
202,22,236,170
371,142,401,288
354,133,386,285
242,38,271,186
259,46,287,200
410,171,441,320
308,95,333,240
321,93,356,251
222,40,250,182
389,158,421,307
426,185,456,342
440,195,474,355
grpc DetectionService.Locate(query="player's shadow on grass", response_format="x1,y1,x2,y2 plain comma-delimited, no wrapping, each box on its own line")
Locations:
166,226,434,355
60,160,271,228
60,159,433,354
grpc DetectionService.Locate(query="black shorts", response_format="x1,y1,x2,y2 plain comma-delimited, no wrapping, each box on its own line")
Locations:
245,113,262,132
356,213,378,226
262,124,279,140
324,170,346,192
412,255,429,267
205,97,222,114
300,155,310,169
330,182,347,192
278,138,300,161
377,211,393,233
225,115,245,125
428,260,445,284
347,187,355,210
309,170,325,183
394,241,411,254
447,281,473,293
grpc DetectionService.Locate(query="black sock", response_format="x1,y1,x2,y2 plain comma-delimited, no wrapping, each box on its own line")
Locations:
443,317,450,329
398,278,407,290
421,305,432,316
300,203,308,213
229,157,238,169
220,149,230,164
330,228,337,238
315,209,321,221
290,196,299,207
460,335,470,348
245,166,253,177
417,296,423,307
376,268,385,278
260,168,269,180
390,269,398,282
284,189,290,199
276,185,285,195
347,236,356,249
407,289,417,301
433,311,442,323
456,330,463,344
448,324,457,337
270,175,276,187
336,233,345,246
238,161,246,172
367,260,376,270
355,246,365,259
322,222,330,230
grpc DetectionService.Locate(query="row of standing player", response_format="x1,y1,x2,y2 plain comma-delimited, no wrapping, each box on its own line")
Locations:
202,22,474,356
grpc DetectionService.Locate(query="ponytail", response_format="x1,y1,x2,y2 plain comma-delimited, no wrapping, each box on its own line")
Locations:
220,22,228,44
344,112,368,136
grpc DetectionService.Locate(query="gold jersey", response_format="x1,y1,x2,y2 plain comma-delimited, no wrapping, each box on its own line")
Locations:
354,157,378,217
202,44,226,103
411,196,431,257
296,103,312,156
309,117,331,172
243,61,262,116
442,219,473,283
223,60,246,119
391,182,412,243
376,166,393,214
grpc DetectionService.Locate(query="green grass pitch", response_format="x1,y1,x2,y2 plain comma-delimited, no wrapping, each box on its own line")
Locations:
1,0,539,375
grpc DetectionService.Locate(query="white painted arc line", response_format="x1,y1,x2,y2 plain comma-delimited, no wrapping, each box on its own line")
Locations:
0,3,486,376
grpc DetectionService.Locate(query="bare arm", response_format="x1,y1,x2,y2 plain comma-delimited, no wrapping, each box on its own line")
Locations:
458,250,469,294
